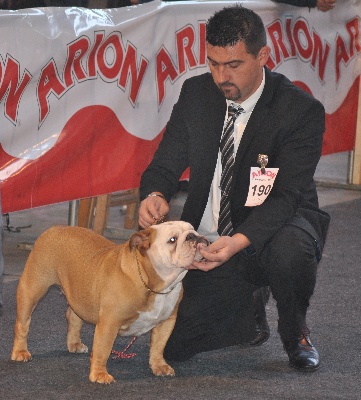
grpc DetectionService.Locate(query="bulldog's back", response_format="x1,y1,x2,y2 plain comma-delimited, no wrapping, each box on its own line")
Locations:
22,226,130,315
27,226,122,274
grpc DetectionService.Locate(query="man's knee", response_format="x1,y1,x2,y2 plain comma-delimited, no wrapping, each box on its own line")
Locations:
257,227,318,304
262,225,318,274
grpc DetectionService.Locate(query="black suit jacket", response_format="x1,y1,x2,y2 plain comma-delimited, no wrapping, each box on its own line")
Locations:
140,67,330,254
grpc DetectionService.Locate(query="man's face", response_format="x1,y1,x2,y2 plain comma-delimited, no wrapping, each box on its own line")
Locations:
207,41,270,103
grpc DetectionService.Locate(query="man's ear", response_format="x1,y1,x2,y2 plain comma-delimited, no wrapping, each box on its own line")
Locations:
259,45,271,67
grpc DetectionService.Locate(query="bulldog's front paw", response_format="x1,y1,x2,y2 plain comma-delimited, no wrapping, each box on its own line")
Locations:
151,363,175,377
89,371,115,384
11,349,32,362
68,342,88,354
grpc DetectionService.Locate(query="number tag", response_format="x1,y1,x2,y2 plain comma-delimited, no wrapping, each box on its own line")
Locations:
244,167,279,207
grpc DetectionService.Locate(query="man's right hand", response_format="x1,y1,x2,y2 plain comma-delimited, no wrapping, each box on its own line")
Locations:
138,193,170,229
317,0,336,11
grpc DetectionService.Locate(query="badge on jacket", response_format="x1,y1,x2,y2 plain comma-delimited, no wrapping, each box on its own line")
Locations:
245,154,279,207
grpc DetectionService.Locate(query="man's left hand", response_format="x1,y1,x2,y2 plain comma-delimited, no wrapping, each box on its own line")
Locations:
188,233,251,272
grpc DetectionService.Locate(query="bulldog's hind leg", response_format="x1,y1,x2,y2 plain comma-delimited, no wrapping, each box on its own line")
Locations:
66,306,88,354
11,272,52,362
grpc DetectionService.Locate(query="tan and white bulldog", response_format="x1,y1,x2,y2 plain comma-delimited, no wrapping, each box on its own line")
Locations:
11,221,208,384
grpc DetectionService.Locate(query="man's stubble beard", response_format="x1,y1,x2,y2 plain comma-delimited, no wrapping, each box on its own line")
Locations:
218,83,242,102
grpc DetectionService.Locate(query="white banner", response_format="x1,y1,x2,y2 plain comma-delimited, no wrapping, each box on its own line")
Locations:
0,0,360,211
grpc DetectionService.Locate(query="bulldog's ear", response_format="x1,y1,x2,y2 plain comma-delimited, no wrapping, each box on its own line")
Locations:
129,228,153,253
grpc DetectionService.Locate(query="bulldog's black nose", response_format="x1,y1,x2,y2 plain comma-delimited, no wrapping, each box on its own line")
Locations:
186,233,210,246
186,233,197,241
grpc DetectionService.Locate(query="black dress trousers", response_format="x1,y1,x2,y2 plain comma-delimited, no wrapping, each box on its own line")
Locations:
164,216,321,361
164,252,255,362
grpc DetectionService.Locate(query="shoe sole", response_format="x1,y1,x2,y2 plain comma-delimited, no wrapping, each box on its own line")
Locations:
289,362,320,372
249,333,270,347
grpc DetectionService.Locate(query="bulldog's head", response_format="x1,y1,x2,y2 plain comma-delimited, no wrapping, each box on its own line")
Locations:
129,221,209,273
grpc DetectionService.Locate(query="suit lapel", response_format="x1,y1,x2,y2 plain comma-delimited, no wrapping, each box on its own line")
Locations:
198,80,226,177
234,67,274,167
180,77,225,226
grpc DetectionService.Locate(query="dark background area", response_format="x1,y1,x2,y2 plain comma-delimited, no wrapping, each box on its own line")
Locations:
0,0,155,11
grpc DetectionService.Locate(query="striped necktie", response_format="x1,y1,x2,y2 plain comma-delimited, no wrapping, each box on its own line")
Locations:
218,103,245,236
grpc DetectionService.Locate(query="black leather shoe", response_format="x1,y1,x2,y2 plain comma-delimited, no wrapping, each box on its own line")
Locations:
282,327,320,372
249,314,270,346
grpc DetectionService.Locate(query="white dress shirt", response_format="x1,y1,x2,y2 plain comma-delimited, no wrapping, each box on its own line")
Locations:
197,69,265,242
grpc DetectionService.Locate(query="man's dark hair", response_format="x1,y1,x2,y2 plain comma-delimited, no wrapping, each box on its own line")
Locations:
206,4,267,57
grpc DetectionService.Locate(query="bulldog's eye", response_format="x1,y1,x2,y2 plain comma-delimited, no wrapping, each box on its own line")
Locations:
168,236,177,244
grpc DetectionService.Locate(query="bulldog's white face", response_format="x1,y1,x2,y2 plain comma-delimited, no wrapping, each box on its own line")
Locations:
130,221,209,281
147,221,208,269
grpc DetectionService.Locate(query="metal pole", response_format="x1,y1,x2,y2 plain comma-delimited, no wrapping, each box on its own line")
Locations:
347,150,354,185
68,200,78,226
351,76,361,185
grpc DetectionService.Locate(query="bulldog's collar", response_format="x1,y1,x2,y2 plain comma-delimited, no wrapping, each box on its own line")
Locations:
135,250,179,295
